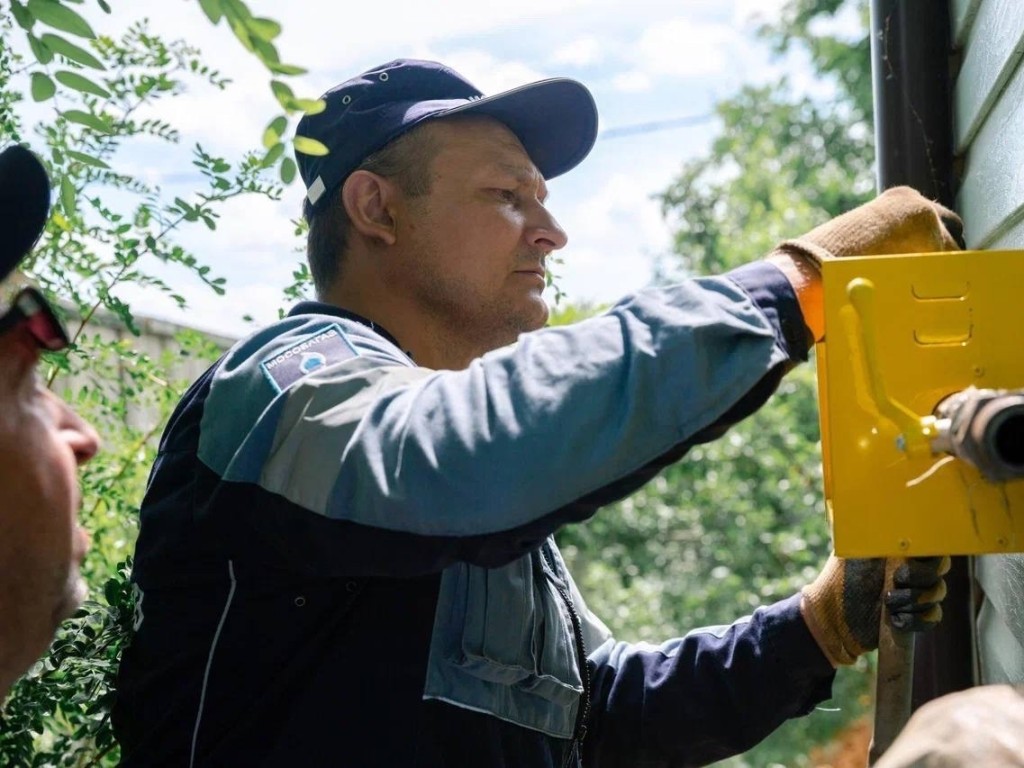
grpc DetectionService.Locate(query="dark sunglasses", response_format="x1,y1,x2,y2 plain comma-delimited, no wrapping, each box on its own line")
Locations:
0,286,70,351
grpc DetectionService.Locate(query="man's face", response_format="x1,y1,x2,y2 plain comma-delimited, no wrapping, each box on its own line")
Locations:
387,116,568,356
0,323,98,695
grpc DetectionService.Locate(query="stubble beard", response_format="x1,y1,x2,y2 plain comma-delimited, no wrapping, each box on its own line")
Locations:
433,288,546,359
414,271,547,363
54,566,88,623
0,557,87,681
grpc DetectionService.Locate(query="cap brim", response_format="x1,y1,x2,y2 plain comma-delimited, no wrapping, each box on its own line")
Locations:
440,78,598,181
0,145,51,283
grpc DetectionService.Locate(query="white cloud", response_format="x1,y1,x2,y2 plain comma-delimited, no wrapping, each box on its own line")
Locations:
413,49,550,94
611,71,653,93
132,82,274,159
807,2,865,42
633,20,742,79
555,172,674,303
195,194,301,264
549,37,606,67
262,0,597,73
608,17,753,95
733,0,789,28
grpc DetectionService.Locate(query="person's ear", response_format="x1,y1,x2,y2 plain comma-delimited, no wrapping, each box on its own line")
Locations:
341,171,398,246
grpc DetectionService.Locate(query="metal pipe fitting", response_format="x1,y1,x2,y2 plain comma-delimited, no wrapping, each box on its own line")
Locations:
932,387,1024,483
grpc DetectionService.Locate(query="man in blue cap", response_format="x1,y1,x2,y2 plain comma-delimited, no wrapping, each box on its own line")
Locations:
114,60,956,766
0,145,100,698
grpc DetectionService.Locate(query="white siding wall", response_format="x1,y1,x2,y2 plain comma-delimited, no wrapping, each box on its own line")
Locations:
951,0,1024,683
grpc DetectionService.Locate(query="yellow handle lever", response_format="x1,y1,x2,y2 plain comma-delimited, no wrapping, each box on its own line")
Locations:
844,277,939,456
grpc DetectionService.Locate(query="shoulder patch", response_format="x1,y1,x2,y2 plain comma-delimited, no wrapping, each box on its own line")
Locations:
259,324,358,392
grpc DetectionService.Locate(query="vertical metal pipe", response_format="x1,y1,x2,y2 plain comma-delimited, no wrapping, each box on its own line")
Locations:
868,0,974,738
869,562,916,764
870,0,957,199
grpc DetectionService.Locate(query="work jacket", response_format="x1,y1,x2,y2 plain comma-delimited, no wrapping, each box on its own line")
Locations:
113,261,836,767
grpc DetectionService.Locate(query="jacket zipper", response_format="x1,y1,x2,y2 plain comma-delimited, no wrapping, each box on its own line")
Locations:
542,547,591,768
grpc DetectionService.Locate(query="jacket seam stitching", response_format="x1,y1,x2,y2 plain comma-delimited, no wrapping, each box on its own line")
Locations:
189,559,237,768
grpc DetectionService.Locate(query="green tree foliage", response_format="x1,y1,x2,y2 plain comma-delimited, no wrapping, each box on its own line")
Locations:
657,0,874,279
762,0,873,117
558,1,877,765
658,81,874,277
7,0,318,184
559,362,874,767
0,6,292,762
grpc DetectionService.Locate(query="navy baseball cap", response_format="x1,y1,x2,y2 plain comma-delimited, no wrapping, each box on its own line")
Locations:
0,145,51,283
295,59,598,214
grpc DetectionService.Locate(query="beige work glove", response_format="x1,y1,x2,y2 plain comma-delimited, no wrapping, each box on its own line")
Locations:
773,186,964,267
800,555,950,667
767,186,963,344
873,684,1024,768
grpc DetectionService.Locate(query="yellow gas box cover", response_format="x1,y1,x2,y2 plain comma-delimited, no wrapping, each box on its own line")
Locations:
817,250,1024,558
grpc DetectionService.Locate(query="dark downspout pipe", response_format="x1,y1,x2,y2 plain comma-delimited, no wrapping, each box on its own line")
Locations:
871,0,957,200
869,0,973,712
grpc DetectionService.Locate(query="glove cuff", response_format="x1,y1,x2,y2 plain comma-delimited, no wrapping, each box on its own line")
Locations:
800,586,860,667
774,239,835,268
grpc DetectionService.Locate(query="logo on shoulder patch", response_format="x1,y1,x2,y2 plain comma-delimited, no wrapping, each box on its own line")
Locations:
260,324,357,392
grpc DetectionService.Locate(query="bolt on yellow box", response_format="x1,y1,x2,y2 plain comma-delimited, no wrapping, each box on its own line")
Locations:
817,250,1024,557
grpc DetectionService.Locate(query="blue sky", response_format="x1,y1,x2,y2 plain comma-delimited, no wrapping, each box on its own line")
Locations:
17,0,860,337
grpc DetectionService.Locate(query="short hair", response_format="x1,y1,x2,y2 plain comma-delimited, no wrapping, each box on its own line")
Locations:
304,126,437,298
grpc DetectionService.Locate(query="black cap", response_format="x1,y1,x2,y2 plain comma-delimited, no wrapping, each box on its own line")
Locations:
0,145,50,283
295,59,598,215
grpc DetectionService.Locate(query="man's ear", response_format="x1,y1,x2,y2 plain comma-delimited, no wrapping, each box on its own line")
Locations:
341,170,398,246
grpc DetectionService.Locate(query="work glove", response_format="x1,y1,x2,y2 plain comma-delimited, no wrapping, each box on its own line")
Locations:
773,186,964,268
800,555,951,667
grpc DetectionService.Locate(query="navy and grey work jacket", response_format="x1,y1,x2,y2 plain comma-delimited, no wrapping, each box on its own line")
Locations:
113,261,836,767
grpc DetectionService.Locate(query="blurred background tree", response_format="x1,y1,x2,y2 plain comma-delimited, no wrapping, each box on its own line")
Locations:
558,1,876,765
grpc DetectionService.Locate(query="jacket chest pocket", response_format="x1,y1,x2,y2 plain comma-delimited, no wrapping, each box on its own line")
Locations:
423,543,582,739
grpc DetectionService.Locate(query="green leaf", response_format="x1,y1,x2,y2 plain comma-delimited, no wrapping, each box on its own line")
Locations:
247,16,281,41
293,136,329,157
61,109,112,133
197,0,223,23
60,175,76,217
173,197,199,221
269,79,294,107
51,210,71,231
28,33,53,64
41,33,105,69
97,0,111,12
252,37,280,66
55,70,111,98
279,156,296,184
31,72,56,101
268,116,288,137
261,115,287,149
294,98,326,116
27,0,97,39
268,61,307,76
221,0,253,21
66,149,110,169
227,17,254,52
262,141,285,167
10,1,33,30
